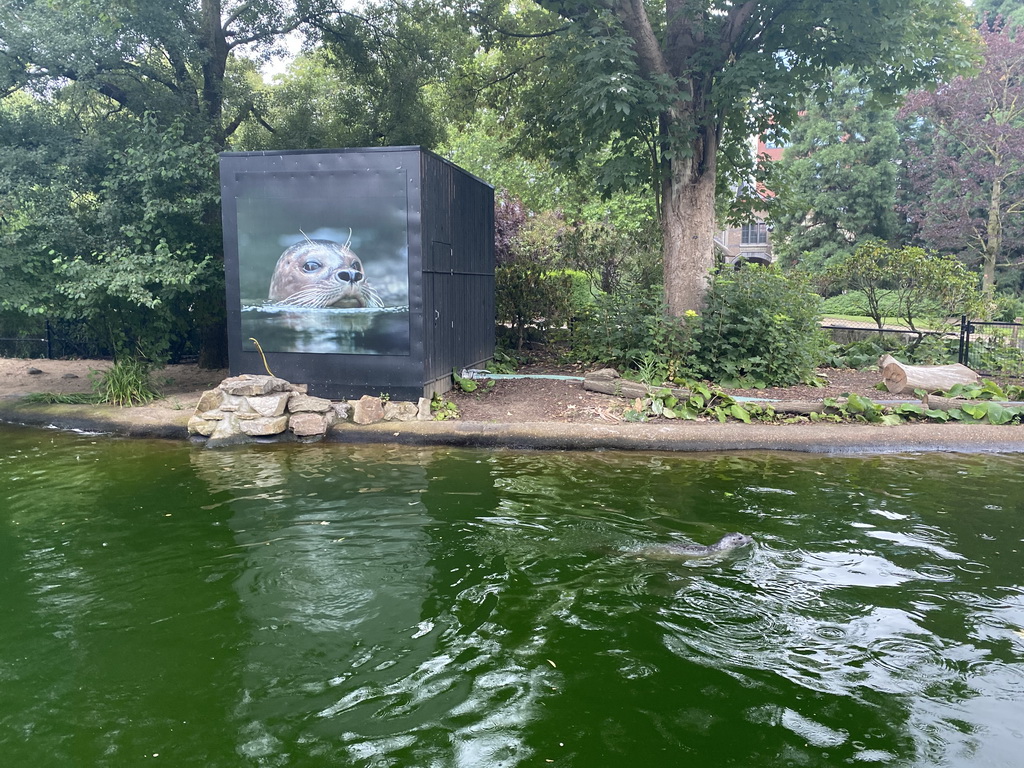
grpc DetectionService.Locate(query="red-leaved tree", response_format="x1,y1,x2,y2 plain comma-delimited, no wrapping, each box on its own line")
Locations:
901,22,1024,300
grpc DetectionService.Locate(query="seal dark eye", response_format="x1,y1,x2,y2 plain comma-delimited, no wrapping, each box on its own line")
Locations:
301,260,322,273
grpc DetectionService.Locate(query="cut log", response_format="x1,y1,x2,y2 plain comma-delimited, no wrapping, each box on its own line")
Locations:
923,395,986,412
766,401,828,415
880,357,979,394
583,374,690,401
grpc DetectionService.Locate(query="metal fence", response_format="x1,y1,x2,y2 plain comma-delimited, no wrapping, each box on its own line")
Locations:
0,325,50,359
820,318,946,348
0,319,113,361
958,316,1024,379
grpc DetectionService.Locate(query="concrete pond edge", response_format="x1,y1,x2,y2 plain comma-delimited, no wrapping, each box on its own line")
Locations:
2,397,1024,455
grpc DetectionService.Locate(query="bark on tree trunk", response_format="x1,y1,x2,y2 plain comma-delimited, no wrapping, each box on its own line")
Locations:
661,141,718,317
201,0,229,145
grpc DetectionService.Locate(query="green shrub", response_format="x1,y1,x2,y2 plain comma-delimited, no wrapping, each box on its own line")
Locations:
823,334,958,369
92,358,160,406
686,266,827,387
994,294,1024,323
496,264,573,349
822,338,888,370
822,242,983,335
570,287,690,370
553,268,602,316
820,290,906,319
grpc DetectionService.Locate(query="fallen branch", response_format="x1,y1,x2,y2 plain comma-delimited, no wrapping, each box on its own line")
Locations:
583,371,691,400
923,394,987,412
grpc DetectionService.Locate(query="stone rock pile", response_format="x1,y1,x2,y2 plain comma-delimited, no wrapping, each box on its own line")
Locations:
188,374,432,446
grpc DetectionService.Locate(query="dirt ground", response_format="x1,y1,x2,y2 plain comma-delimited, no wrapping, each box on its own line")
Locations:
0,358,229,408
0,357,902,423
449,363,907,423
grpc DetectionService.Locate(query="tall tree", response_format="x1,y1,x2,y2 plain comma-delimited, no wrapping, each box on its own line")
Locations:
237,0,469,151
902,22,1024,300
974,1,1024,30
0,0,307,365
0,0,299,148
477,0,976,316
771,72,904,272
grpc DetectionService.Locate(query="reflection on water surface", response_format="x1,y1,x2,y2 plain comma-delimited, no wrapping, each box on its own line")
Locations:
1,426,1022,767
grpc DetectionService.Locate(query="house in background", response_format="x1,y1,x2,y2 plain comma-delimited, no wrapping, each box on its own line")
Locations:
715,136,784,267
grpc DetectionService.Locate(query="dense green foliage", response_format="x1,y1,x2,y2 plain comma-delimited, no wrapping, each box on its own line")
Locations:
0,0,1011,387
571,288,689,372
495,264,573,350
687,267,827,387
0,0,286,365
572,267,826,388
772,72,905,271
823,242,985,337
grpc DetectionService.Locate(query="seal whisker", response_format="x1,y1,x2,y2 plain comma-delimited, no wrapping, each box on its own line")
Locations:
360,284,385,309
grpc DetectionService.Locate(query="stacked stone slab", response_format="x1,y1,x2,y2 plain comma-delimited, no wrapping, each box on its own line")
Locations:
188,375,434,446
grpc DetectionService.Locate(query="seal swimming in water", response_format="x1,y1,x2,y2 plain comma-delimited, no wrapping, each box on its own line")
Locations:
268,236,384,309
629,532,753,559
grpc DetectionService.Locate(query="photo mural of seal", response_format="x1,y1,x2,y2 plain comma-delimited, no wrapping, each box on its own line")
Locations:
629,532,754,559
268,236,384,309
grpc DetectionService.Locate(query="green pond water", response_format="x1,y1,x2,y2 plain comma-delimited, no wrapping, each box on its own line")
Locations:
1,425,1023,767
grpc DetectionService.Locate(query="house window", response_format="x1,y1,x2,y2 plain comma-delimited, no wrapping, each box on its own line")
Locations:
741,223,768,245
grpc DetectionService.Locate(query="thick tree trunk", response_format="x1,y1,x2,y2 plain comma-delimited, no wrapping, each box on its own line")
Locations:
201,0,229,145
661,136,718,316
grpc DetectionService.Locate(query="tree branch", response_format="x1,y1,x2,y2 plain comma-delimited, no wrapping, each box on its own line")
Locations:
467,11,569,39
223,0,257,29
721,1,758,52
612,0,670,79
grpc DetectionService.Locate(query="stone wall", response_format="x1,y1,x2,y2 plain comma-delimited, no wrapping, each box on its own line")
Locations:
188,375,433,447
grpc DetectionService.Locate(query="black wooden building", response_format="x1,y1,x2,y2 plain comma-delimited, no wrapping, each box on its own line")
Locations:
219,147,494,402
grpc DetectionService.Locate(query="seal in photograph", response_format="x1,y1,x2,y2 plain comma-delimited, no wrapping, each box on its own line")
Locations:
268,238,384,308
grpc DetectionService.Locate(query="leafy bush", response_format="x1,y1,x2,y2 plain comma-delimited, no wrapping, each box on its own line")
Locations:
556,268,602,316
686,266,827,387
496,264,573,349
561,215,662,293
822,242,984,336
822,338,889,370
994,294,1024,322
823,334,958,370
571,287,690,371
820,290,906,318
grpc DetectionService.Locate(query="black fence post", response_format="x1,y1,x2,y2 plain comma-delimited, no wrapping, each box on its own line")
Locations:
958,314,968,366
45,319,53,360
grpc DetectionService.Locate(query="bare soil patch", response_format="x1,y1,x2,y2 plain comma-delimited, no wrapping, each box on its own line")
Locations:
0,357,900,424
0,358,228,409
449,363,903,423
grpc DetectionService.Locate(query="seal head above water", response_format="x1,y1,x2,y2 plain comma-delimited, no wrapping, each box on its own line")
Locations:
268,238,384,309
631,532,754,559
